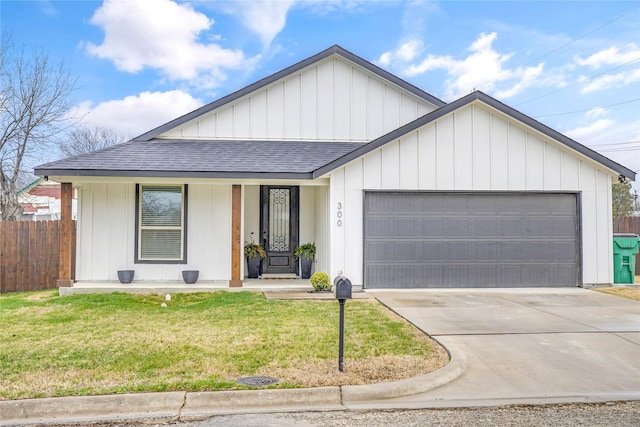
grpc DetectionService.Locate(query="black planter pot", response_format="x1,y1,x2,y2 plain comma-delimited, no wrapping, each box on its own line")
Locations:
247,256,261,279
182,270,199,284
117,270,134,284
300,256,313,279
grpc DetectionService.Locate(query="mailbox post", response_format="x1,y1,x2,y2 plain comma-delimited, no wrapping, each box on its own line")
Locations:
334,276,352,372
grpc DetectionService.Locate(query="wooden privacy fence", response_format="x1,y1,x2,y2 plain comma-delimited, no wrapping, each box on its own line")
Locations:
0,220,76,293
613,216,640,273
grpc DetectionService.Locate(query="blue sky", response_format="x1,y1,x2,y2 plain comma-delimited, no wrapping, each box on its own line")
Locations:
3,0,639,189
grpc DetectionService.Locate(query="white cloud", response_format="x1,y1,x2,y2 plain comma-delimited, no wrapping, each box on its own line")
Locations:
397,39,423,62
377,39,424,67
585,107,607,119
580,67,640,94
575,44,640,69
236,0,295,47
404,32,544,101
378,51,392,66
84,0,250,87
73,90,203,137
565,117,640,179
565,118,615,143
494,63,543,99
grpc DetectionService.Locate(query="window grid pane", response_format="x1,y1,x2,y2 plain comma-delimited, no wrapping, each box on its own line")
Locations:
141,229,182,259
269,188,290,252
141,186,182,227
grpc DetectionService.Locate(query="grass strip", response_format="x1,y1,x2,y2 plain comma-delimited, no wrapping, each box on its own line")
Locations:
594,286,640,301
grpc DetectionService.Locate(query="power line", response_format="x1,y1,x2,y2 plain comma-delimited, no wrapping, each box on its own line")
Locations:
515,57,640,106
597,146,640,152
528,4,640,64
589,140,640,148
533,98,640,118
471,4,640,108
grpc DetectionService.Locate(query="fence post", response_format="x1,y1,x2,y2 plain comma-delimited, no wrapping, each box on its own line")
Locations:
57,183,74,287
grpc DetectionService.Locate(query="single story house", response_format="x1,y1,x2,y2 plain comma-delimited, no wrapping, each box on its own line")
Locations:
36,45,635,290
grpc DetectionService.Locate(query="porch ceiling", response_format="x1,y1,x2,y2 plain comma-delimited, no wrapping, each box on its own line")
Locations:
35,139,365,179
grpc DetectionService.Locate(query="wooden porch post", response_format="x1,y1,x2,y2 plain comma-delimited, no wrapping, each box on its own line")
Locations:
229,184,243,287
57,182,74,287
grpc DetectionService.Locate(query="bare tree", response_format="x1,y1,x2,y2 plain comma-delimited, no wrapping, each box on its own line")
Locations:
59,126,129,157
0,32,76,220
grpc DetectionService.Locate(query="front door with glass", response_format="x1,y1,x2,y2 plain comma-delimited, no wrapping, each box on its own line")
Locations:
260,186,299,275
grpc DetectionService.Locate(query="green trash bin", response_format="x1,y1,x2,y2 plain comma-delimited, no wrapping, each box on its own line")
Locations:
613,234,640,284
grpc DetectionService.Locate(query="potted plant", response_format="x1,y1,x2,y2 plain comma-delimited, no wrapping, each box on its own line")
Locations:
294,242,316,279
244,241,266,279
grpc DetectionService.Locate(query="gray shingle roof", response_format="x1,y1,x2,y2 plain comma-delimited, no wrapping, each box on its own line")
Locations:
35,139,365,179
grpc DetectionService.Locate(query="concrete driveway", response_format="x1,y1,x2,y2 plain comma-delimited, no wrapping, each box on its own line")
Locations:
360,288,640,408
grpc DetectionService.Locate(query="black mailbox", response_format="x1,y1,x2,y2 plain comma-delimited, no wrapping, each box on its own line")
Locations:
334,276,352,300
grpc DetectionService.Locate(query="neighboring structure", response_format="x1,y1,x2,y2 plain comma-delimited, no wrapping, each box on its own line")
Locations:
35,45,635,289
17,178,77,221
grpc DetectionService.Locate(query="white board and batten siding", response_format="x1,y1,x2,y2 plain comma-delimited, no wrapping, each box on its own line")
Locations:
160,56,437,142
76,182,232,282
329,102,615,287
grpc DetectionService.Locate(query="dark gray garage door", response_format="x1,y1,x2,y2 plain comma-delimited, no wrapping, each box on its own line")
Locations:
364,192,580,288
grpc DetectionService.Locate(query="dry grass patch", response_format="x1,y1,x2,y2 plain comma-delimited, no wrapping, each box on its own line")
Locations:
267,350,449,388
0,290,448,400
594,287,640,301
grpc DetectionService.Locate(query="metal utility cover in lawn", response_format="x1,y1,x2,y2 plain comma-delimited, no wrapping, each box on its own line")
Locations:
236,376,279,387
364,192,580,288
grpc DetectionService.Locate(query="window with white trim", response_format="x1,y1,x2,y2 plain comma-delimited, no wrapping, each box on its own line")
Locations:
135,184,187,263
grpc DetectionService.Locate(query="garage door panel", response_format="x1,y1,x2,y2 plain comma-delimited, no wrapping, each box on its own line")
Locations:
364,192,580,288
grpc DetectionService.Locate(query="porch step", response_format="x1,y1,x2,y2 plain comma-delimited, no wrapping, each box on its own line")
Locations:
261,273,299,280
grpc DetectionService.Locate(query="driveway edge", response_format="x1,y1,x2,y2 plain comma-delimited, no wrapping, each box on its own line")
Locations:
341,345,467,403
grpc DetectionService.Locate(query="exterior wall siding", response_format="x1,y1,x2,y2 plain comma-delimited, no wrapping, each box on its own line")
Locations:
314,186,330,275
76,182,233,282
161,56,437,142
330,102,616,287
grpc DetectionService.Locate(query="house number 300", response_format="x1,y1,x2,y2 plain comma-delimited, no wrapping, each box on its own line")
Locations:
337,202,343,227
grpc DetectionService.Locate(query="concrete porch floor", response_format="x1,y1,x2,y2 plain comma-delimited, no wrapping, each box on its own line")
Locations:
59,278,314,295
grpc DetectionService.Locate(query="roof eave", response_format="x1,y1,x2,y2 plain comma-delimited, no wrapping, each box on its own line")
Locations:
34,168,315,180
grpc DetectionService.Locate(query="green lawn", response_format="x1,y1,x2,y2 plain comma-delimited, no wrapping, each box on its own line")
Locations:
0,290,447,400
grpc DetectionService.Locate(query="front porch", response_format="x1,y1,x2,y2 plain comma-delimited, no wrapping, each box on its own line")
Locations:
51,181,331,291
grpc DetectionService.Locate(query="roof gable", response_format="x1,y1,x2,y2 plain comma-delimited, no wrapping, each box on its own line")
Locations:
135,45,445,142
313,91,636,181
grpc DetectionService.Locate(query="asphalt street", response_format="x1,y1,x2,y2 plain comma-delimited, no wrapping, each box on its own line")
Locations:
30,401,640,427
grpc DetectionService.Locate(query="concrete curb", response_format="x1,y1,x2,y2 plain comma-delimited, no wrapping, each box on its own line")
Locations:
0,391,186,425
0,350,465,426
180,387,343,419
342,345,467,403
